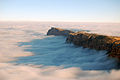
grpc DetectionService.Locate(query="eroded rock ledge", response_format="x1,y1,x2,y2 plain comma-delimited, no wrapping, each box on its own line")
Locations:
47,27,120,60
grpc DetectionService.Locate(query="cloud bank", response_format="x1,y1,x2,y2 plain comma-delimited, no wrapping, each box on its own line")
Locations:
0,63,120,80
0,22,120,80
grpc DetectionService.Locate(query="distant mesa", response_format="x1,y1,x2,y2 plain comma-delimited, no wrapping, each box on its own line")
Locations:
47,27,120,61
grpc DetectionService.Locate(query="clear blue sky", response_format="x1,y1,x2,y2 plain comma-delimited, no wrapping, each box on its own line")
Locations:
0,0,120,22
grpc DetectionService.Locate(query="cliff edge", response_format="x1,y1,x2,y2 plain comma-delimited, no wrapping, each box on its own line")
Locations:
47,27,120,60
47,27,74,36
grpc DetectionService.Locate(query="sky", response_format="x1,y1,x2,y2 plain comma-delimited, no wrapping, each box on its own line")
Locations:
0,0,120,22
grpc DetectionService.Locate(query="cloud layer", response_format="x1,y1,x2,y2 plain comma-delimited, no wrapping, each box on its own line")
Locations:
0,63,120,80
0,22,120,80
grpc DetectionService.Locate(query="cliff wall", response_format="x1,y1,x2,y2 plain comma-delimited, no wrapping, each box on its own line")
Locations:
47,27,120,60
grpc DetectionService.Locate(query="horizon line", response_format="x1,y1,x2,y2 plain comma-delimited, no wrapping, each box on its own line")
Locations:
0,20,120,23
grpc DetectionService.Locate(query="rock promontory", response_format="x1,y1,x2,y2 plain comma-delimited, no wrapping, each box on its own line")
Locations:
47,27,120,60
47,27,74,36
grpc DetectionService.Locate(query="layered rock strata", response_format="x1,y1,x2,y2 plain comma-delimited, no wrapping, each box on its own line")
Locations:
47,27,120,60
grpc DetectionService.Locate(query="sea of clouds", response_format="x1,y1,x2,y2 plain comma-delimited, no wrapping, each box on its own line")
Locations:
0,22,120,80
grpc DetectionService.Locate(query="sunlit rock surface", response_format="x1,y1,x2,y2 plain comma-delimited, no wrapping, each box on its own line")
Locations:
47,27,120,60
47,27,74,36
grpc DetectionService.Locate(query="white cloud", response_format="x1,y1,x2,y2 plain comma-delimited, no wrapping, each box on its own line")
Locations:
0,22,120,80
0,63,120,80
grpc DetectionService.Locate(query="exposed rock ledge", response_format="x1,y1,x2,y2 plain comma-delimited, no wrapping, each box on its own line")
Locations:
47,27,120,60
47,27,74,36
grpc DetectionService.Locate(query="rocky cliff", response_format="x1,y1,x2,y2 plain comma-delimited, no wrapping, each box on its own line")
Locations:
47,27,74,36
47,27,120,60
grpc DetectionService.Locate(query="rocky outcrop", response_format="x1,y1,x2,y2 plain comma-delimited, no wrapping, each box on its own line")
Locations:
66,32,116,50
47,27,74,36
47,27,120,60
66,32,120,60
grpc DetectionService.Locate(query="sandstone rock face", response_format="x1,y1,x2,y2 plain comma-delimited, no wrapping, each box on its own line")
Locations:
66,32,120,60
66,32,115,50
47,27,120,60
47,27,74,36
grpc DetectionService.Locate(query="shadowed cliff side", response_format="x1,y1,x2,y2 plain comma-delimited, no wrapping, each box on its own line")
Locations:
47,27,120,60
